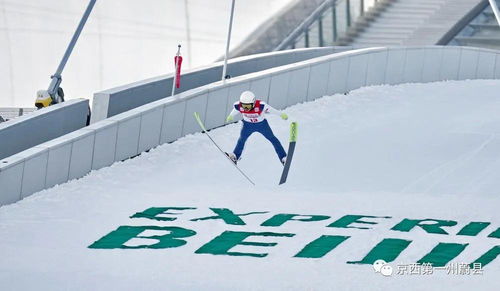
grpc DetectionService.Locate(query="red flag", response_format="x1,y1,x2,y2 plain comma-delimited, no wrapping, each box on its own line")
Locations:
174,55,183,88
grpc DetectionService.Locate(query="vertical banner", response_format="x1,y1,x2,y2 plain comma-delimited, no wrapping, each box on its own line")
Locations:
175,54,183,88
171,44,183,96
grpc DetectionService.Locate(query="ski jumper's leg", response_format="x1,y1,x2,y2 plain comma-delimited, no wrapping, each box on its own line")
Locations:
258,120,287,160
233,121,255,159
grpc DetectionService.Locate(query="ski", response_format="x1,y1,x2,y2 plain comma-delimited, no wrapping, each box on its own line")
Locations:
193,112,255,185
279,122,298,185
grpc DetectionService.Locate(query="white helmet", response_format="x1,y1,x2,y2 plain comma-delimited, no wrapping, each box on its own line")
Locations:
239,91,256,105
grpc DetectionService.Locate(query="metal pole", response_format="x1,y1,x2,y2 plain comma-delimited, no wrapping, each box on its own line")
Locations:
333,4,337,41
489,0,500,27
47,0,97,99
346,0,351,27
318,17,324,47
184,0,192,68
172,44,182,96
222,0,236,81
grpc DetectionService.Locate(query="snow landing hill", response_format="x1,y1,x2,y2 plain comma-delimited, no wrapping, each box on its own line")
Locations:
0,80,499,290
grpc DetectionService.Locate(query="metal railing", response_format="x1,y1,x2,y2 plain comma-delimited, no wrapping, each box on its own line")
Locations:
439,0,490,46
0,108,36,123
275,0,379,51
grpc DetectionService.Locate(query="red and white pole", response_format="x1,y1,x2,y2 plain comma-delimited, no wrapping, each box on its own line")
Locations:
172,44,183,96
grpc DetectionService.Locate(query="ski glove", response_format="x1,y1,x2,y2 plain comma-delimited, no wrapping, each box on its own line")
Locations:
280,113,288,120
226,115,234,123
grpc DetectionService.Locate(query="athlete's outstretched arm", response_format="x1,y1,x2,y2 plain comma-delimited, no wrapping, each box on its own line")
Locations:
226,103,240,123
264,103,288,120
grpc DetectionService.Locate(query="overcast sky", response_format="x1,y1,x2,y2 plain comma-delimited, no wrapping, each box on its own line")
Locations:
0,0,292,107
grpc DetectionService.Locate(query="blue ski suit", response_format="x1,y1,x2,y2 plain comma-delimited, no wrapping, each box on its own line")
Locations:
227,100,287,160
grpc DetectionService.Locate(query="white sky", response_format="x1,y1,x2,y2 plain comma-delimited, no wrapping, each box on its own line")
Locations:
0,0,293,107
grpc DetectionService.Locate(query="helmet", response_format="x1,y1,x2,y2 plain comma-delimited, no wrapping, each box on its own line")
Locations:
239,91,256,111
240,91,256,104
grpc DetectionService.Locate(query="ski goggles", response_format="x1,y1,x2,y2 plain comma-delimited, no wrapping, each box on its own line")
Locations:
241,103,254,110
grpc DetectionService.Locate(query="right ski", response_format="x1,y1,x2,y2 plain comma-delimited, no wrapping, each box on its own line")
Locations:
279,122,298,185
193,112,255,185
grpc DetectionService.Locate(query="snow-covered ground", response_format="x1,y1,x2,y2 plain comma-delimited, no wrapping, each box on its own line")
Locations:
1,80,499,290
0,0,292,107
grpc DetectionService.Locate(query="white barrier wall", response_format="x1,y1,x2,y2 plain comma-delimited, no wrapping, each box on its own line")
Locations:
91,47,354,123
2,46,500,206
0,99,89,160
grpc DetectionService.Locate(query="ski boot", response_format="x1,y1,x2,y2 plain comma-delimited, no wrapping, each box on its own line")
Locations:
225,152,238,165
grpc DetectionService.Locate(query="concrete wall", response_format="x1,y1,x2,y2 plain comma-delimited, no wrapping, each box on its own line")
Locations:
91,47,355,123
0,99,89,160
3,46,500,206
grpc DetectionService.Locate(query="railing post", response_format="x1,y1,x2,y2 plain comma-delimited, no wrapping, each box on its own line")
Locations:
318,18,324,47
333,3,338,41
346,0,351,27
361,0,365,16
305,30,310,47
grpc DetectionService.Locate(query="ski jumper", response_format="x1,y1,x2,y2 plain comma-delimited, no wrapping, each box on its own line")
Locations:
228,100,287,160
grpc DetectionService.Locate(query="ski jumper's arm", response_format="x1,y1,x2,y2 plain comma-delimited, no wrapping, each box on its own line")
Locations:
263,103,288,120
228,107,240,119
226,102,241,122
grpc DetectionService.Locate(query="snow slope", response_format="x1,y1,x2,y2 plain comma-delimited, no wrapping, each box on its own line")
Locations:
0,80,499,290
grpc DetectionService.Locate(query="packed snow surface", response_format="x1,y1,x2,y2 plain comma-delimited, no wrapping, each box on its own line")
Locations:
1,80,499,290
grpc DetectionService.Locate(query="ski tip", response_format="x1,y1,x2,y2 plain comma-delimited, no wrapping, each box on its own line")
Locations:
290,122,298,142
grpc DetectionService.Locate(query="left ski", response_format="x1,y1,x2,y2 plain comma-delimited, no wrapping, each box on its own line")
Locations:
193,112,255,186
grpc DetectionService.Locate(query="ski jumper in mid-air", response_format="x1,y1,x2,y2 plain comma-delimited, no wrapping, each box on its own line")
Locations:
225,91,288,165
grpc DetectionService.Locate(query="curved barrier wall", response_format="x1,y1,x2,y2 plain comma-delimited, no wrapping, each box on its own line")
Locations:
0,99,89,160
2,46,500,206
91,47,356,123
